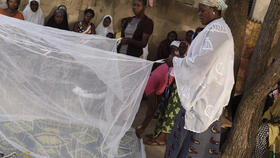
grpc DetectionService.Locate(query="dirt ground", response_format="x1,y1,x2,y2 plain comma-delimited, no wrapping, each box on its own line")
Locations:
132,99,165,158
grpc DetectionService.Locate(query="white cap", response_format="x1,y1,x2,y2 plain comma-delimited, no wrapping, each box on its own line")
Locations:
170,41,181,47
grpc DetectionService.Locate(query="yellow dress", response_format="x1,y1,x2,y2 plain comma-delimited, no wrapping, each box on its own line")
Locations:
263,98,280,153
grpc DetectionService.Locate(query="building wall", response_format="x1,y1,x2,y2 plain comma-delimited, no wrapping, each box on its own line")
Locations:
1,0,279,59
1,0,202,60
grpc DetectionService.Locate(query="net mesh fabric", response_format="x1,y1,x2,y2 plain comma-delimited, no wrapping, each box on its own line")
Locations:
0,15,153,158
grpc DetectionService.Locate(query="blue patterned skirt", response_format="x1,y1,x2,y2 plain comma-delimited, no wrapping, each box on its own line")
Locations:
164,107,221,158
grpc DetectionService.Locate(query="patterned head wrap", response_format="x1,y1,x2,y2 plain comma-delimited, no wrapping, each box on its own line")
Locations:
200,0,228,11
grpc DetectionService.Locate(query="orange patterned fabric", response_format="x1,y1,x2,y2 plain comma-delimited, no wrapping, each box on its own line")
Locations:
0,9,24,20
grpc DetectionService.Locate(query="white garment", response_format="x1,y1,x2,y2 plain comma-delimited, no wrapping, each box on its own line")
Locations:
172,18,235,133
96,15,114,36
170,40,181,47
23,0,44,25
142,45,149,59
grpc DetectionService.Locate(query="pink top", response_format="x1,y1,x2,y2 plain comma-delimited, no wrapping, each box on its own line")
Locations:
145,64,174,96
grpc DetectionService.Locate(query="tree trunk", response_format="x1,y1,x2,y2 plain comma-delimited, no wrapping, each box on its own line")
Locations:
269,36,280,63
221,56,280,158
224,0,250,76
221,1,280,157
245,0,280,89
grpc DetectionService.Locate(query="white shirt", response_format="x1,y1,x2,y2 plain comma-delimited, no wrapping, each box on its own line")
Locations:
172,18,235,133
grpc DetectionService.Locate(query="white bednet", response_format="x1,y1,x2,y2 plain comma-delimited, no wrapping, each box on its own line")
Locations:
0,15,153,158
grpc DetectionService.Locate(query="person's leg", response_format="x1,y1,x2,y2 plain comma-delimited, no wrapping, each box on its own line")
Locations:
164,107,188,158
136,92,157,138
177,121,221,158
149,84,181,145
253,124,269,158
146,132,168,145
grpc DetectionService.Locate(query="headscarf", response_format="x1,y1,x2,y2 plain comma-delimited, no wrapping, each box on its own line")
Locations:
199,0,228,11
45,6,69,30
170,41,181,56
58,5,67,12
170,41,180,47
23,0,44,25
96,15,114,37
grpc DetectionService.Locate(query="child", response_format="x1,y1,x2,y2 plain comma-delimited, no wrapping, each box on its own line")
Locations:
136,41,187,138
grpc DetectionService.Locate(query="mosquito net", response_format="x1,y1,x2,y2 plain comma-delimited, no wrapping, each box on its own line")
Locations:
0,15,153,158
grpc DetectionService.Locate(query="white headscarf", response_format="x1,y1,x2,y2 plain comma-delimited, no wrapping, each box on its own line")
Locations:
96,15,114,36
23,0,45,25
200,0,228,11
171,41,181,56
170,41,181,47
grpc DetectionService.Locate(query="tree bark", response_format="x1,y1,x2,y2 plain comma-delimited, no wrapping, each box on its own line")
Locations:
221,1,280,156
224,0,250,76
221,56,280,158
269,36,280,62
244,0,280,90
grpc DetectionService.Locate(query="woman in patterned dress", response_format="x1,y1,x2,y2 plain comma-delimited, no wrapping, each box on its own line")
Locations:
146,83,181,145
146,42,190,146
73,9,96,34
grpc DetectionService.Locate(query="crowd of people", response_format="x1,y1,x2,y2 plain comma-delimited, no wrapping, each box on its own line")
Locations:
0,0,155,58
0,0,204,59
0,0,279,158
